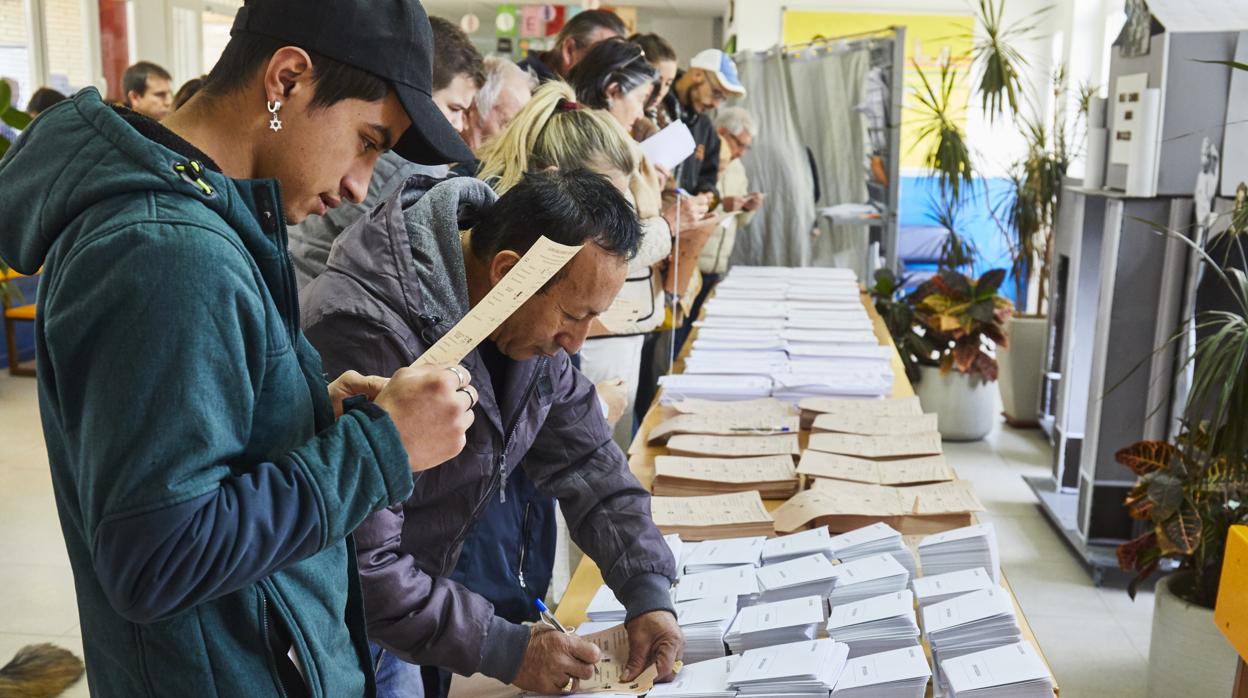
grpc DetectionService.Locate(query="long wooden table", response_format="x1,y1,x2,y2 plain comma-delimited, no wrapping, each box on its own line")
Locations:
553,291,1060,695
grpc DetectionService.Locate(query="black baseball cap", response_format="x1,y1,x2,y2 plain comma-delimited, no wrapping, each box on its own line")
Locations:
231,0,474,165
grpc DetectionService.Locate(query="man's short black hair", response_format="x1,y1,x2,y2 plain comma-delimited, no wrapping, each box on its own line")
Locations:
429,16,485,91
470,169,640,285
556,10,627,49
26,87,67,115
123,61,171,99
199,34,389,109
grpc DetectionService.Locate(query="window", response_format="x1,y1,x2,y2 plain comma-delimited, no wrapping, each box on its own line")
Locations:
0,0,34,108
42,0,91,94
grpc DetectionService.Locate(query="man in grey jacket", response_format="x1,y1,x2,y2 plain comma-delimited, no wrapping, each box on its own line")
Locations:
301,169,682,696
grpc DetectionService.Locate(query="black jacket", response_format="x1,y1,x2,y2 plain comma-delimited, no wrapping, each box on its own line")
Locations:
663,70,722,199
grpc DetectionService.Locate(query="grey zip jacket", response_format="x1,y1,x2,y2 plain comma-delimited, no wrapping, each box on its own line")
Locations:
300,176,677,682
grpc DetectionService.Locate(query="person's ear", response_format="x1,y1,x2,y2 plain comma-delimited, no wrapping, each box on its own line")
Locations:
125,90,140,106
559,37,578,69
264,46,314,106
488,250,523,287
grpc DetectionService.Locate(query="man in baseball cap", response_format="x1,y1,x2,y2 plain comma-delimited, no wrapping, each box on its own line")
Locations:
0,0,483,696
664,48,747,199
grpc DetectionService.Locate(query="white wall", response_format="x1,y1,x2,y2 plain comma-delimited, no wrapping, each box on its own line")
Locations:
634,13,718,68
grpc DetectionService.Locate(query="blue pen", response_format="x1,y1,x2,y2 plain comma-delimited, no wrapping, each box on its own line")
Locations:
534,598,569,633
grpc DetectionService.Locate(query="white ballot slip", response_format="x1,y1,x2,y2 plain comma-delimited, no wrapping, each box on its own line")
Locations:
756,553,841,602
727,638,850,695
941,642,1052,698
413,236,582,368
919,523,1001,584
912,568,997,609
640,120,697,171
825,590,920,658
761,526,836,564
683,536,767,574
586,584,626,622
646,655,739,698
923,586,1022,689
826,553,910,607
831,645,932,697
676,565,762,604
724,595,827,653
674,594,739,664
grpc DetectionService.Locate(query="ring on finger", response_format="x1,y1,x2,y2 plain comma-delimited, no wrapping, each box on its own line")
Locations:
457,386,477,412
446,365,467,389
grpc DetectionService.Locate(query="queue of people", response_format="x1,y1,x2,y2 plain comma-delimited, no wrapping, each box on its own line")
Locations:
0,1,764,696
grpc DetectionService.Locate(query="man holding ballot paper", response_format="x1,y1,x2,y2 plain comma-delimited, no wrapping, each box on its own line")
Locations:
301,169,682,696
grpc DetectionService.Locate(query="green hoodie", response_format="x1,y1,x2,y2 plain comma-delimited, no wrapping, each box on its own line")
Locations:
0,88,413,696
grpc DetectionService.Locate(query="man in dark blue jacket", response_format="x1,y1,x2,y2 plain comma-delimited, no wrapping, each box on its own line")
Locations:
0,1,480,695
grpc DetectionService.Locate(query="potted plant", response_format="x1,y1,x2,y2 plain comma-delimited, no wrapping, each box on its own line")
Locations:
910,269,1014,440
868,268,937,385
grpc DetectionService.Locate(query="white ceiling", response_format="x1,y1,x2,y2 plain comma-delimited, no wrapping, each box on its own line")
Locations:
422,0,726,20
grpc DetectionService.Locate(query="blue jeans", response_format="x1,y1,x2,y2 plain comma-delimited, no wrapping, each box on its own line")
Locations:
370,642,425,698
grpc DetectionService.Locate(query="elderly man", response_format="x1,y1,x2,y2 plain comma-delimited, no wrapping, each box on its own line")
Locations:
462,56,535,150
301,169,682,697
663,49,746,200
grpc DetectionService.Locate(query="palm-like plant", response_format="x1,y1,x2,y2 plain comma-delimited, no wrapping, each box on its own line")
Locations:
912,56,975,202
967,0,1053,121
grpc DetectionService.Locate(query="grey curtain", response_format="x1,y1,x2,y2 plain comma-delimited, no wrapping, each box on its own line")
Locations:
729,49,818,267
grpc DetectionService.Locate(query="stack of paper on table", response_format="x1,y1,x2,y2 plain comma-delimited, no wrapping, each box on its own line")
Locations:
659,375,773,403
653,455,799,498
671,398,797,420
940,642,1053,698
812,412,939,436
799,451,956,486
770,371,894,401
799,396,924,427
824,590,920,657
831,645,932,697
826,553,910,606
683,536,766,574
683,353,789,376
761,526,836,564
676,565,762,606
923,587,1021,681
919,523,1001,583
828,522,917,579
724,596,828,654
665,433,801,458
648,415,801,445
586,585,626,622
782,315,874,332
645,655,739,698
726,638,849,695
785,344,893,370
695,316,787,331
780,328,880,346
665,533,687,571
651,491,776,540
674,594,739,663
912,568,997,609
807,431,943,459
756,553,840,602
772,480,984,535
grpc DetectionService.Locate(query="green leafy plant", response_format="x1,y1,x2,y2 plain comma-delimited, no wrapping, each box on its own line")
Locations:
911,56,975,202
928,189,979,273
0,80,32,158
868,269,938,384
965,0,1053,121
910,269,1014,381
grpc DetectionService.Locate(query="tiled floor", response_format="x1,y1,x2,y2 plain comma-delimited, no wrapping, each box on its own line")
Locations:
0,372,1153,697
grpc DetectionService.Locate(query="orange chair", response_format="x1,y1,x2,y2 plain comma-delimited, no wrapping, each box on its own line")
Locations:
2,268,36,376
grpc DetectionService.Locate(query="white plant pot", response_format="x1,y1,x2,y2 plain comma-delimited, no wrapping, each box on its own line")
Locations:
915,365,997,441
997,316,1047,427
1146,572,1238,698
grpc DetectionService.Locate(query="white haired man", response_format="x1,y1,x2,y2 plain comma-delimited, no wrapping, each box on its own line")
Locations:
462,56,537,150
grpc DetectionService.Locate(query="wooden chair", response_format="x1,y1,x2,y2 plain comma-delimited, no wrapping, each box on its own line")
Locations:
2,269,36,376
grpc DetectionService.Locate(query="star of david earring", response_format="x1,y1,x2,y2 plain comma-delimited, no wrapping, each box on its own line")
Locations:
267,99,283,132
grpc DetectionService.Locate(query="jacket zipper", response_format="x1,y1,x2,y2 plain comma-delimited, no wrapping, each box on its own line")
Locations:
517,501,532,591
260,591,290,698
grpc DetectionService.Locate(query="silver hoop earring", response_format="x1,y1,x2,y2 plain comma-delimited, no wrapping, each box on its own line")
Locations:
267,100,283,132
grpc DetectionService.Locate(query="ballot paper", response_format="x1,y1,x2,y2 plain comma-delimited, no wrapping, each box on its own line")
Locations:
761,526,836,565
666,433,801,458
785,344,893,363
674,595,739,663
653,455,799,498
923,587,1021,686
574,622,662,694
649,414,801,444
696,317,788,332
574,620,624,636
774,481,984,536
807,432,943,459
783,315,875,331
825,590,920,658
826,554,910,606
828,522,916,578
912,568,997,609
812,413,939,436
413,236,582,368
755,553,841,602
770,371,894,401
651,491,776,540
586,584,626,622
798,451,955,486
683,536,767,574
676,565,762,604
730,265,858,280
800,396,924,418
940,642,1052,698
726,638,849,695
831,645,932,697
724,595,827,653
918,524,1001,584
658,375,774,403
645,655,738,698
671,398,797,420
665,534,687,570
640,120,697,171
780,328,880,345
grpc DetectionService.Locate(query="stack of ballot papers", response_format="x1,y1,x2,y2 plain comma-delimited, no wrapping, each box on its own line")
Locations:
670,397,798,420
659,374,773,403
648,414,802,444
756,553,841,602
830,645,932,697
645,655,739,698
812,412,939,436
586,585,626,623
653,455,800,498
761,526,836,564
941,642,1053,698
771,370,894,401
807,431,943,459
828,522,916,577
676,565,762,606
826,554,911,606
674,595,739,663
683,536,766,574
798,451,956,486
919,523,1001,583
726,639,850,695
651,491,776,540
799,396,924,429
773,480,984,536
824,590,921,658
724,595,827,653
923,587,1021,677
912,568,997,609
665,433,801,458
665,533,687,571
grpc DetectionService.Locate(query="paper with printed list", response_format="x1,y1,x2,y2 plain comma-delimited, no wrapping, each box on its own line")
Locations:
653,455,799,498
671,398,797,420
571,623,660,694
799,396,923,417
797,451,955,486
648,413,802,444
651,491,775,540
412,236,583,369
771,480,982,535
807,432,942,459
666,433,801,458
812,412,938,436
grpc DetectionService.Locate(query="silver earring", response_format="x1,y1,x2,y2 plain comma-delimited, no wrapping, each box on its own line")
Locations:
267,99,282,132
